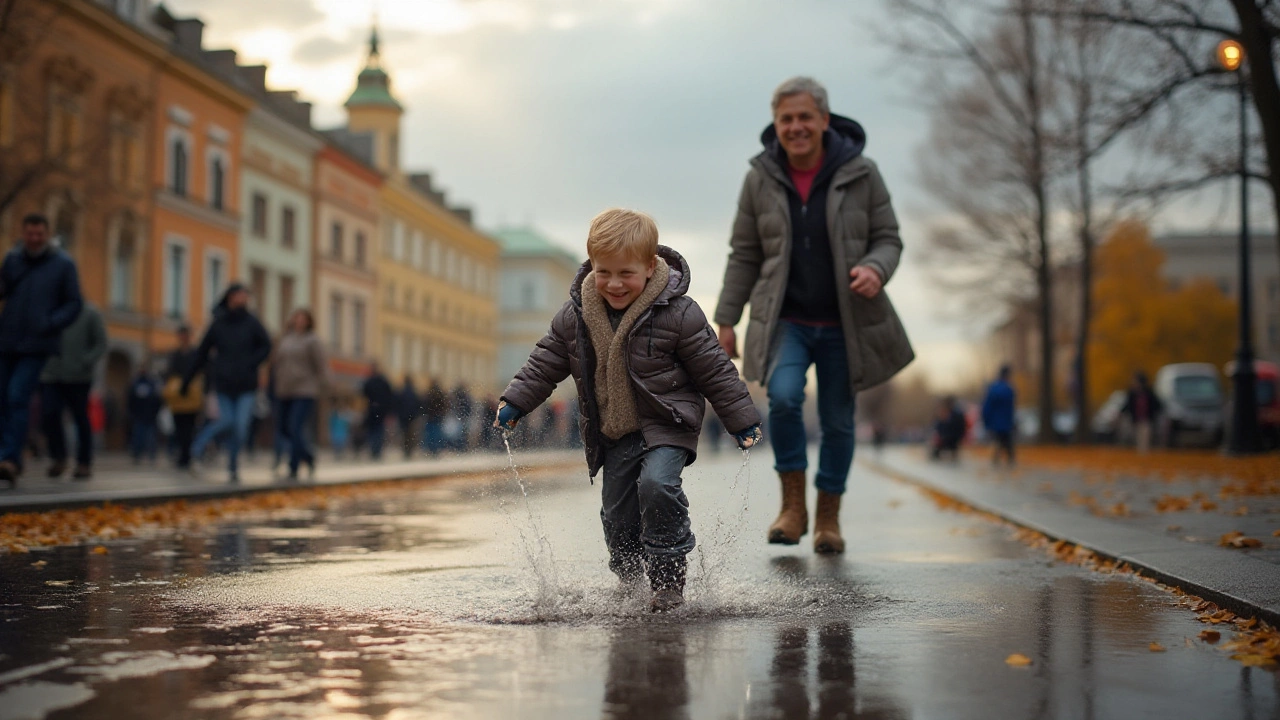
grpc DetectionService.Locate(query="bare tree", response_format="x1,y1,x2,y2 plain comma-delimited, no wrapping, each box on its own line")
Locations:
889,0,1061,440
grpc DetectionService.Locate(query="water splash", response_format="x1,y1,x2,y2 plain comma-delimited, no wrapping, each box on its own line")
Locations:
689,448,753,600
500,430,568,615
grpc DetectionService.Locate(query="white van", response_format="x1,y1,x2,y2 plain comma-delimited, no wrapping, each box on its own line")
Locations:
1153,363,1225,448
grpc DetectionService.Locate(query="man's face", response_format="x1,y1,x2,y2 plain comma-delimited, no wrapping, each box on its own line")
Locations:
177,330,191,347
21,222,49,253
593,252,656,311
773,93,829,166
226,289,249,310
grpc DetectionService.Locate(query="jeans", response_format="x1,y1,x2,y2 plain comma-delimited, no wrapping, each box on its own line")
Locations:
271,399,289,466
422,419,445,456
40,382,93,467
130,420,157,462
191,392,256,475
0,354,48,465
172,412,197,467
366,418,386,460
599,432,694,579
280,397,315,475
766,321,856,495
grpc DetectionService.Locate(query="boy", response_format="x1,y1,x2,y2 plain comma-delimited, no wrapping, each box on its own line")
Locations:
495,209,762,612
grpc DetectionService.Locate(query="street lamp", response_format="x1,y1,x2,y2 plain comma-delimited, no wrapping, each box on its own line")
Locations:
1218,39,1262,454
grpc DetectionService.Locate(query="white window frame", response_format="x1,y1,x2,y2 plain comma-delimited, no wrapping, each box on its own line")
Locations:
411,231,424,269
205,146,230,211
165,126,193,197
203,247,231,320
162,234,191,320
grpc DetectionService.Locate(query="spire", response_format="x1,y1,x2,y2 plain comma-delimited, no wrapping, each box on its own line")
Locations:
345,8,401,110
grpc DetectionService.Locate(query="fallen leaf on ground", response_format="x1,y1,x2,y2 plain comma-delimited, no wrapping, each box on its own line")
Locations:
91,546,108,555
1233,506,1250,516
1219,532,1263,549
1232,653,1277,667
30,560,47,568
1273,529,1280,537
1167,525,1182,532
1149,642,1166,652
1199,630,1221,643
1005,653,1033,667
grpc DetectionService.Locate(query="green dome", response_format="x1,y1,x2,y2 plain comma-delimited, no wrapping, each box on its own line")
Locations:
346,27,402,110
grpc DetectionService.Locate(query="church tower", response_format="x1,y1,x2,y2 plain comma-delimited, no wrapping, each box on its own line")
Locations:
345,22,403,175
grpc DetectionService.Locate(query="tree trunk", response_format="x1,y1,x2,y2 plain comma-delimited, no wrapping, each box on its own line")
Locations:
1073,26,1096,444
1022,0,1056,443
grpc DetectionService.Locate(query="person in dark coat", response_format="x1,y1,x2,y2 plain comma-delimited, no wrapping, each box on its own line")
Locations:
981,365,1017,466
162,325,203,468
181,284,272,482
450,384,474,451
931,397,967,461
127,367,163,464
397,378,421,459
39,302,107,479
1122,371,1162,453
0,213,83,484
422,381,449,456
498,209,762,612
361,362,395,460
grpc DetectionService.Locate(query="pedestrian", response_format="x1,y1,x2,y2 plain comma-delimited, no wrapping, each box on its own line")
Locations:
361,362,395,460
0,213,84,485
397,378,421,459
330,401,352,460
713,77,914,553
930,396,966,461
981,365,1017,466
422,380,448,456
181,284,272,482
1122,371,1162,454
497,208,762,612
451,383,474,451
38,302,107,479
126,366,163,464
273,308,327,481
162,325,203,469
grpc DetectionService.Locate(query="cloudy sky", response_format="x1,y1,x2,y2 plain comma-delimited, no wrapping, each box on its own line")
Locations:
163,0,1039,389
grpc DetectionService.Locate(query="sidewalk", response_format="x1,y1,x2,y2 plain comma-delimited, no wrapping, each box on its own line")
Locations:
867,445,1280,626
0,448,584,513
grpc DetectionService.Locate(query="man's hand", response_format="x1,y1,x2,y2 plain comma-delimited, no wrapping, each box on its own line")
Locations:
849,266,883,298
733,424,763,450
717,325,738,359
494,400,523,430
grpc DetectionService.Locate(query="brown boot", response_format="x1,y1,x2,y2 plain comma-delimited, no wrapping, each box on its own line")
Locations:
46,461,67,478
813,491,845,554
768,470,808,545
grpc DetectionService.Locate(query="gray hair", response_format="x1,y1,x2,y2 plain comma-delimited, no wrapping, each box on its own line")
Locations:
771,76,830,115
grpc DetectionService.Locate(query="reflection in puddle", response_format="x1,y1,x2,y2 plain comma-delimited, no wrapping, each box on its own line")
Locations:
0,460,1276,719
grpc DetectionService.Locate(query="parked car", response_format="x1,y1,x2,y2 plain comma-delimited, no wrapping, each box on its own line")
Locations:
1223,360,1280,449
1153,363,1225,448
1091,389,1129,443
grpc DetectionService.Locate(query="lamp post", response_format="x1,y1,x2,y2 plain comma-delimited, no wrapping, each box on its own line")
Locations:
1218,39,1261,454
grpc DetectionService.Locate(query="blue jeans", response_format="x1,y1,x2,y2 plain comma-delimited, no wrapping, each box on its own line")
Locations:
0,354,48,465
366,418,386,460
191,392,256,474
280,397,315,475
599,433,694,578
422,419,445,456
767,321,856,495
130,420,157,462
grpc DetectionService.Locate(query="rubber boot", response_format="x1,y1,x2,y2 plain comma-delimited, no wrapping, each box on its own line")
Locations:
648,555,686,612
767,470,808,545
813,490,845,555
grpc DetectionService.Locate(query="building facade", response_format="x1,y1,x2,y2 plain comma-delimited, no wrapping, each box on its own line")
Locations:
343,29,500,393
493,227,581,396
239,106,321,335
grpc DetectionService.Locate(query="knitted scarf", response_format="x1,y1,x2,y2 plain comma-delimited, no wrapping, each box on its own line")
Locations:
580,258,670,440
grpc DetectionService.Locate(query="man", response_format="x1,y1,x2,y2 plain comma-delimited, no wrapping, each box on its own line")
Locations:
714,77,914,554
162,325,203,469
39,302,107,479
422,380,448,456
398,378,421,458
181,284,272,482
981,365,1017,466
361,362,395,460
1122,371,1161,454
0,214,83,484
126,364,163,465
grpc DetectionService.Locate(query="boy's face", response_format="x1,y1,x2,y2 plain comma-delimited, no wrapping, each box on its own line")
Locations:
592,252,656,310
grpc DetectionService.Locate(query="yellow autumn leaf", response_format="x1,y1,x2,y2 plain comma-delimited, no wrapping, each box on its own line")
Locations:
1199,630,1221,643
1005,653,1033,667
91,546,108,555
1149,642,1166,652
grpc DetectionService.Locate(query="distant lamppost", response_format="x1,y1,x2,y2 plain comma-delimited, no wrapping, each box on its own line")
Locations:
1218,39,1261,454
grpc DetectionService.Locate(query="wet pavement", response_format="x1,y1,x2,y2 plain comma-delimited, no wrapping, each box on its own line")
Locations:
1,448,1278,719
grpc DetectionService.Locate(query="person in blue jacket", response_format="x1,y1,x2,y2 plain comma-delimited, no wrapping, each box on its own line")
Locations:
0,214,83,485
981,364,1017,466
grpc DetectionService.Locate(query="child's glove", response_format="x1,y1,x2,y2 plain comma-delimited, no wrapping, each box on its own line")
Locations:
494,400,524,430
733,424,763,450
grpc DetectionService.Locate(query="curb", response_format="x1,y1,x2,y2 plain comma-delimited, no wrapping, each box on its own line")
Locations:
864,452,1280,628
0,452,583,515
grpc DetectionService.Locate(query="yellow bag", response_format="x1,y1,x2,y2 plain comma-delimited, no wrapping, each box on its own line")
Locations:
163,376,204,415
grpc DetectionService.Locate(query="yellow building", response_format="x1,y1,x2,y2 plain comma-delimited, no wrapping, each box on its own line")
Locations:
341,28,499,393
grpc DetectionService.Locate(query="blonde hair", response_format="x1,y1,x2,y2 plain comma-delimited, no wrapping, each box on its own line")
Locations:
586,208,658,264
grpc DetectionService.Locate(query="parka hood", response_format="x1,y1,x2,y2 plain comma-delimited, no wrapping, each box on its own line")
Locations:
569,244,691,308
